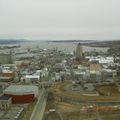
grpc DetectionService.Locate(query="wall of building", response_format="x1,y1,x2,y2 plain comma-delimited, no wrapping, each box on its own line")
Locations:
0,98,12,110
4,94,35,104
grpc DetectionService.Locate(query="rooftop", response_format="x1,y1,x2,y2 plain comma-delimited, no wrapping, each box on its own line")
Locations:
4,85,38,93
0,94,11,100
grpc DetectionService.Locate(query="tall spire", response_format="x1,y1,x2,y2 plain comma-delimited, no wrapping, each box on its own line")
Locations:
75,42,83,59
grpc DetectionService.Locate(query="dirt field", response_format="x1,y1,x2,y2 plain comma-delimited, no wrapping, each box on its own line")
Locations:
51,81,120,101
64,112,96,120
44,81,120,120
56,102,81,112
44,101,96,120
100,110,120,120
103,115,120,120
44,112,61,120
97,85,120,96
57,102,96,120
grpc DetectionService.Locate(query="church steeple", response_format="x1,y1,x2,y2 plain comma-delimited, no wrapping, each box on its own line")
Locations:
75,43,83,59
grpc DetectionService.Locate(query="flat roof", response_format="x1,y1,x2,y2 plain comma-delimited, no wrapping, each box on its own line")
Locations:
4,85,38,93
0,95,11,100
24,75,40,79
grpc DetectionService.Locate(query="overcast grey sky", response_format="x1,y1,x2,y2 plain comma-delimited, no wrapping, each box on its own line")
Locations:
0,0,120,40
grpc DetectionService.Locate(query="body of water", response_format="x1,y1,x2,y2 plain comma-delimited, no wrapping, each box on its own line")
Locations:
19,41,108,52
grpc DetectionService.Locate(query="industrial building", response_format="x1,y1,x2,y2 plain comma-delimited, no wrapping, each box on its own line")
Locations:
3,85,39,104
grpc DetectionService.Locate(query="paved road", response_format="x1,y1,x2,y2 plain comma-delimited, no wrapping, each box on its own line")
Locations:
35,100,46,120
30,89,47,120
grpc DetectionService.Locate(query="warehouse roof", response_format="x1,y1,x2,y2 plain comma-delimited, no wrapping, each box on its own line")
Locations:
4,85,38,94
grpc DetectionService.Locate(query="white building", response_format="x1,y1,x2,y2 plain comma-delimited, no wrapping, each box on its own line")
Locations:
21,75,40,83
89,56,114,64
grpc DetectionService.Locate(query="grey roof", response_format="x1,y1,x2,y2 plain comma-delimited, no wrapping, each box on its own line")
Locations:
0,95,11,100
4,85,38,94
16,53,35,59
